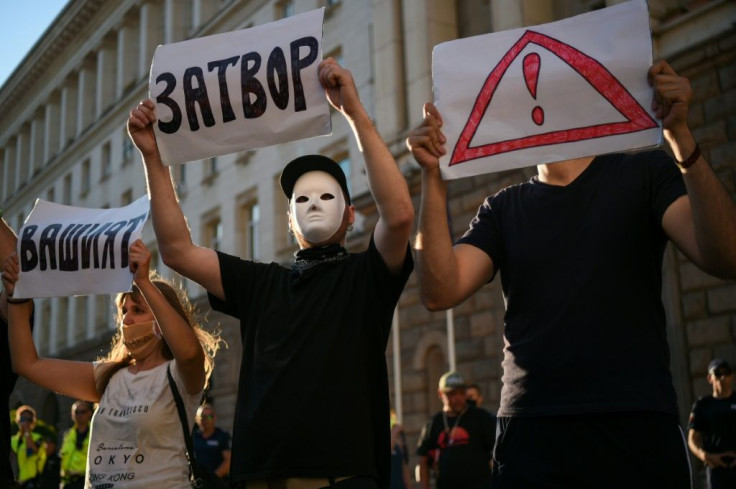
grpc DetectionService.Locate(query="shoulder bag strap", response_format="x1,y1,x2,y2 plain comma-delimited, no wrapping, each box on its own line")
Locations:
167,364,197,477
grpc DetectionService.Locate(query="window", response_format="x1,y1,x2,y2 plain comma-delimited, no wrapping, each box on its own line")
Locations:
337,156,352,197
81,159,91,195
63,173,72,204
204,215,223,251
276,0,294,19
46,186,55,202
101,141,112,180
121,188,133,206
238,195,260,260
122,135,134,163
202,157,218,185
175,165,187,194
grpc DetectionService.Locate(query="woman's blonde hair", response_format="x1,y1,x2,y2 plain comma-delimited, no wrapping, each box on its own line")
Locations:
95,273,223,395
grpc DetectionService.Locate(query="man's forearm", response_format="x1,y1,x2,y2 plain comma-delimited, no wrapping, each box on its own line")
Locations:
349,110,413,227
669,129,736,277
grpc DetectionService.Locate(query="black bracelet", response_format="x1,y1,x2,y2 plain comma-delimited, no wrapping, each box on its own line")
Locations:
7,297,31,304
676,143,701,170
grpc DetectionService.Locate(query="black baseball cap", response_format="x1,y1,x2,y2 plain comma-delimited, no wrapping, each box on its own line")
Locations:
708,359,732,375
279,155,351,205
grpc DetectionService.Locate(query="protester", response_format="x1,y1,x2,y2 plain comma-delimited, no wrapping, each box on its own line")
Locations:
1,214,33,488
407,58,736,488
59,401,93,489
688,359,736,489
10,405,45,489
389,410,412,489
416,372,494,489
2,239,223,488
37,436,60,489
127,57,414,489
465,384,483,408
193,403,231,480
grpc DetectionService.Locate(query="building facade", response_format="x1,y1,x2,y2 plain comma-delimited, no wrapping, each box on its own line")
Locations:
2,0,734,486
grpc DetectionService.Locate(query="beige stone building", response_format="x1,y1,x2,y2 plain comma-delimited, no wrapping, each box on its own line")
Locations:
1,0,734,486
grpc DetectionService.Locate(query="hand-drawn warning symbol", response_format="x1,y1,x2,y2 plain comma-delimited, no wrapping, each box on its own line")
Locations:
450,30,658,166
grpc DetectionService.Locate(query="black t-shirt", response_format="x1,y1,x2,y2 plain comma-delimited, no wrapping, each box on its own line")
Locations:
689,393,736,452
416,406,494,489
209,237,413,488
457,151,686,417
193,426,231,473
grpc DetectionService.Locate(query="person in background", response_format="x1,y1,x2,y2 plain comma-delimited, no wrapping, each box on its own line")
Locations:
688,359,736,489
37,436,60,489
466,384,483,408
10,405,45,489
59,400,93,489
193,403,231,480
390,410,412,489
417,372,494,489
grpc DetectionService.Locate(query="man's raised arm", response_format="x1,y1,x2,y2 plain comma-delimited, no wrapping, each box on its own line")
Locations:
127,100,224,299
407,103,494,310
318,58,414,274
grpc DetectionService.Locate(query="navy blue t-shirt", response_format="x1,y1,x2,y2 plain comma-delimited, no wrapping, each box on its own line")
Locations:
457,151,686,417
193,426,231,473
689,393,736,452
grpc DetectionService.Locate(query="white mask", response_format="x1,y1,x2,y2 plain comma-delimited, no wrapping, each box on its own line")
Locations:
290,171,346,244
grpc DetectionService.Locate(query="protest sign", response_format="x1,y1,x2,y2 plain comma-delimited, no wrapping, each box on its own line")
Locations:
13,196,150,298
149,8,331,166
433,0,659,179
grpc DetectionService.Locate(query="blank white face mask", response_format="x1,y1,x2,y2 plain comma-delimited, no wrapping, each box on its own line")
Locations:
290,171,346,243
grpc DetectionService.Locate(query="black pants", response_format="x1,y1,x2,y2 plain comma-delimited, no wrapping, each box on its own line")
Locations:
707,466,736,489
492,412,692,489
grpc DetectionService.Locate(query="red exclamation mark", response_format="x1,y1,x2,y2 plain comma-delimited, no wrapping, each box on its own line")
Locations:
523,53,544,126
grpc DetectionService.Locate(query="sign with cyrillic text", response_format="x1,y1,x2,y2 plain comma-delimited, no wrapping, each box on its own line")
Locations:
433,0,659,179
13,196,150,298
149,8,331,166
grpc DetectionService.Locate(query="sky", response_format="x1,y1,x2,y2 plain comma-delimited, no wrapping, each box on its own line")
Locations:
0,0,70,87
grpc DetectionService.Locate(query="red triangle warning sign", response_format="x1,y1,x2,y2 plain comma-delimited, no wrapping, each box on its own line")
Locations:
450,30,658,166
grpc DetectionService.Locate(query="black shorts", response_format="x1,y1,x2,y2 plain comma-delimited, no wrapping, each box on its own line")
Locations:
492,412,692,489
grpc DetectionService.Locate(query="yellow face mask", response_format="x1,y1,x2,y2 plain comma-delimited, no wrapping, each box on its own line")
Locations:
122,320,161,361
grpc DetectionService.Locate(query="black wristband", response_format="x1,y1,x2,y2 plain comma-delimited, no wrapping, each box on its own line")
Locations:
7,297,31,304
676,143,701,170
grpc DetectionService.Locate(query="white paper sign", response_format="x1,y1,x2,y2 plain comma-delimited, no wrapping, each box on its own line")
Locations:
13,196,150,298
149,8,331,166
433,0,660,179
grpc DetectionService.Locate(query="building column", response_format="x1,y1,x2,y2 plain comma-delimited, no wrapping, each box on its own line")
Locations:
3,140,17,200
77,57,97,136
44,93,61,164
371,0,407,137
164,0,188,44
30,111,45,176
492,0,554,31
139,1,164,79
117,14,141,98
60,78,78,148
96,35,117,120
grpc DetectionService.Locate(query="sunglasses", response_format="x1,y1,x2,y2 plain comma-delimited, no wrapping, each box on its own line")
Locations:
74,410,90,415
201,414,214,420
19,417,34,423
712,369,732,378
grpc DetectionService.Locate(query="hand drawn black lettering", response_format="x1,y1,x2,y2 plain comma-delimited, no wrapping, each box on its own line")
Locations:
241,52,267,118
80,223,104,269
267,47,289,110
39,224,62,271
183,67,216,131
101,221,128,269
155,72,182,134
19,225,39,272
290,36,318,112
120,213,148,268
208,56,240,123
59,223,88,272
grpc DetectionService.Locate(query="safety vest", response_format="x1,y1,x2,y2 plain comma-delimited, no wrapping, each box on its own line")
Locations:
10,432,46,483
60,426,90,479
